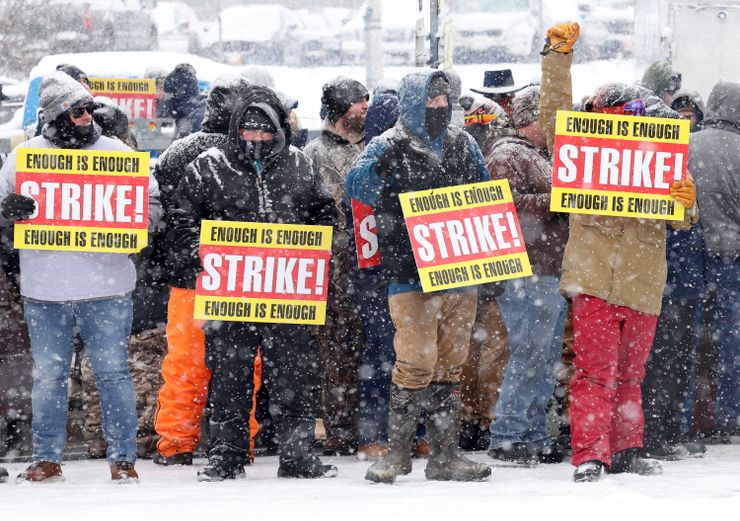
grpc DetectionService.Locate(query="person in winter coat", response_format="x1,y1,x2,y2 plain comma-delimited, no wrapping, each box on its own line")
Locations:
0,71,162,483
641,61,682,106
486,86,569,464
671,90,705,132
305,76,369,456
34,63,91,137
151,78,251,466
163,63,206,141
92,97,137,148
539,24,699,482
641,90,708,460
168,85,337,481
687,81,740,438
346,68,492,483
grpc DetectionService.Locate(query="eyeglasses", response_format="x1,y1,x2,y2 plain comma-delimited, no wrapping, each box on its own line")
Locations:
70,104,95,118
666,74,682,95
596,99,646,117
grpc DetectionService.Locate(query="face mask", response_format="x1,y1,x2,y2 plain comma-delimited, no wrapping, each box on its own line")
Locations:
426,107,449,138
239,139,274,162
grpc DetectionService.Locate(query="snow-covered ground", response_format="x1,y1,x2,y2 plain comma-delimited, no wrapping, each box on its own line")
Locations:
3,445,739,520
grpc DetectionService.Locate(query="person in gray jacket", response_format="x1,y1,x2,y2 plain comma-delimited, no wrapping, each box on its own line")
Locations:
0,72,162,483
688,81,740,437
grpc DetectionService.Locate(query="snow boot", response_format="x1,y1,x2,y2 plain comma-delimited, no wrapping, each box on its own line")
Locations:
608,448,663,476
196,453,246,482
110,461,139,484
16,461,63,483
0,466,8,483
573,460,605,482
365,385,423,484
643,444,689,461
424,383,491,482
153,451,193,466
489,442,539,466
277,419,337,479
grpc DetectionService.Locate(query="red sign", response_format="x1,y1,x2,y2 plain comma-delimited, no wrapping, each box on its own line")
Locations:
351,199,381,269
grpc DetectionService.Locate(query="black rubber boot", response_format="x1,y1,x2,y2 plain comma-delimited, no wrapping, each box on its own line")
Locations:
608,448,663,476
573,460,605,482
277,420,337,479
424,383,492,482
153,452,194,466
365,385,424,484
196,453,246,482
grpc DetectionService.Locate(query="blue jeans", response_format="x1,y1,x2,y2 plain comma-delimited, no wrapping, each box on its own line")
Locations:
349,269,395,445
24,295,137,464
704,255,740,432
490,275,568,451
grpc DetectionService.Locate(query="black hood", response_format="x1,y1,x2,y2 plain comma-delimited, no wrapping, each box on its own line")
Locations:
201,79,251,134
704,81,740,131
227,85,291,163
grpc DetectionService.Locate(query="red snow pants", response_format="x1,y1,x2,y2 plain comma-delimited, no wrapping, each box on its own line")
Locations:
569,294,658,467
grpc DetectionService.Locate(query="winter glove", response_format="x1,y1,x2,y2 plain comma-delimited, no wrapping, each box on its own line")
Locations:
1,193,36,221
542,22,580,55
670,178,696,209
375,138,412,180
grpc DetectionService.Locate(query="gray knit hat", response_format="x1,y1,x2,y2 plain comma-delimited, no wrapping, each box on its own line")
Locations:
511,85,541,129
40,71,94,122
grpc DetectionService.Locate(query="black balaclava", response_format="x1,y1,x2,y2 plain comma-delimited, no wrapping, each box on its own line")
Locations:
426,75,451,138
239,106,277,162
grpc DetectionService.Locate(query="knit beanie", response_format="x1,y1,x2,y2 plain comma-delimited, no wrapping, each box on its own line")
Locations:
641,61,679,95
321,76,369,124
511,86,541,129
40,71,94,122
164,63,199,101
240,106,277,133
428,75,451,99
56,63,88,83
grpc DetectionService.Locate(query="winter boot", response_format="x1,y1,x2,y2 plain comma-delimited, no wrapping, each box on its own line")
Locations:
643,444,689,461
153,451,193,466
489,442,539,466
16,461,64,483
0,466,8,483
196,454,246,482
424,383,492,482
608,448,663,476
110,461,139,484
365,385,424,484
277,419,337,479
573,460,605,482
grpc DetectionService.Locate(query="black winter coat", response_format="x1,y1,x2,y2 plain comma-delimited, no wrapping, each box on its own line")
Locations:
168,87,336,289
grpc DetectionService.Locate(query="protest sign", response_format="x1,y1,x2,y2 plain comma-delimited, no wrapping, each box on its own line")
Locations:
194,220,333,325
351,199,381,269
399,179,532,293
14,147,150,253
550,110,690,221
89,77,157,122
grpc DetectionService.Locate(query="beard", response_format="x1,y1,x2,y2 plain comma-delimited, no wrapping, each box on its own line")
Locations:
343,113,366,134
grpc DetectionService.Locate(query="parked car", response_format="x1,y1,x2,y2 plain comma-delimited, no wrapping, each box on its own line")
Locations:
579,0,635,60
286,8,354,67
203,4,292,65
152,1,205,55
444,0,542,63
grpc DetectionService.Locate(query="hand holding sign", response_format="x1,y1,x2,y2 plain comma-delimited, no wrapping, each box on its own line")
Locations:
1,193,36,221
670,178,696,208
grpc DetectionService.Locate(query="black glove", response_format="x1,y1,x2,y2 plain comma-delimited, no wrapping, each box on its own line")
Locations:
1,193,36,221
375,138,411,180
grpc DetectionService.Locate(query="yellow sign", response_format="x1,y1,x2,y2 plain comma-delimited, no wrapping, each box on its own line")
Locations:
194,220,333,324
14,148,150,253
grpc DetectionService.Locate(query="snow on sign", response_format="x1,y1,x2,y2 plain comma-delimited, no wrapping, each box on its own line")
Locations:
550,110,690,221
399,179,532,293
14,147,150,253
194,220,333,325
89,77,157,121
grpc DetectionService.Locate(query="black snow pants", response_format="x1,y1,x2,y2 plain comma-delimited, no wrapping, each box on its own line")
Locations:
205,321,321,467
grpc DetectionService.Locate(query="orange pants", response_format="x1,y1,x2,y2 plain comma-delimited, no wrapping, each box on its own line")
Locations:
155,287,260,458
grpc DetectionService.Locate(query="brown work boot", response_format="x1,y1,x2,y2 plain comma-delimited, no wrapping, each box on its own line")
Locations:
413,438,431,458
357,441,390,461
16,461,64,483
110,461,139,484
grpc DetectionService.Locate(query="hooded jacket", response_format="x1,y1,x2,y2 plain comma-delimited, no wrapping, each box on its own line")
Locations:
151,79,249,286
345,69,490,294
541,52,695,316
688,81,740,258
671,90,705,131
168,86,336,289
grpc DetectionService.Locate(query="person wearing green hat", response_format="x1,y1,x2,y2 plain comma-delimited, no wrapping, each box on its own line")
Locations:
641,61,682,106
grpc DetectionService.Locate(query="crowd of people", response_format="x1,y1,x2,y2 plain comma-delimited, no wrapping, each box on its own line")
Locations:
0,22,737,486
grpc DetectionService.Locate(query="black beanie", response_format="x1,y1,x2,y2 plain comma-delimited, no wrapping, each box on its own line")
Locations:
240,106,277,133
321,76,369,124
428,75,451,99
164,63,199,101
56,63,88,83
